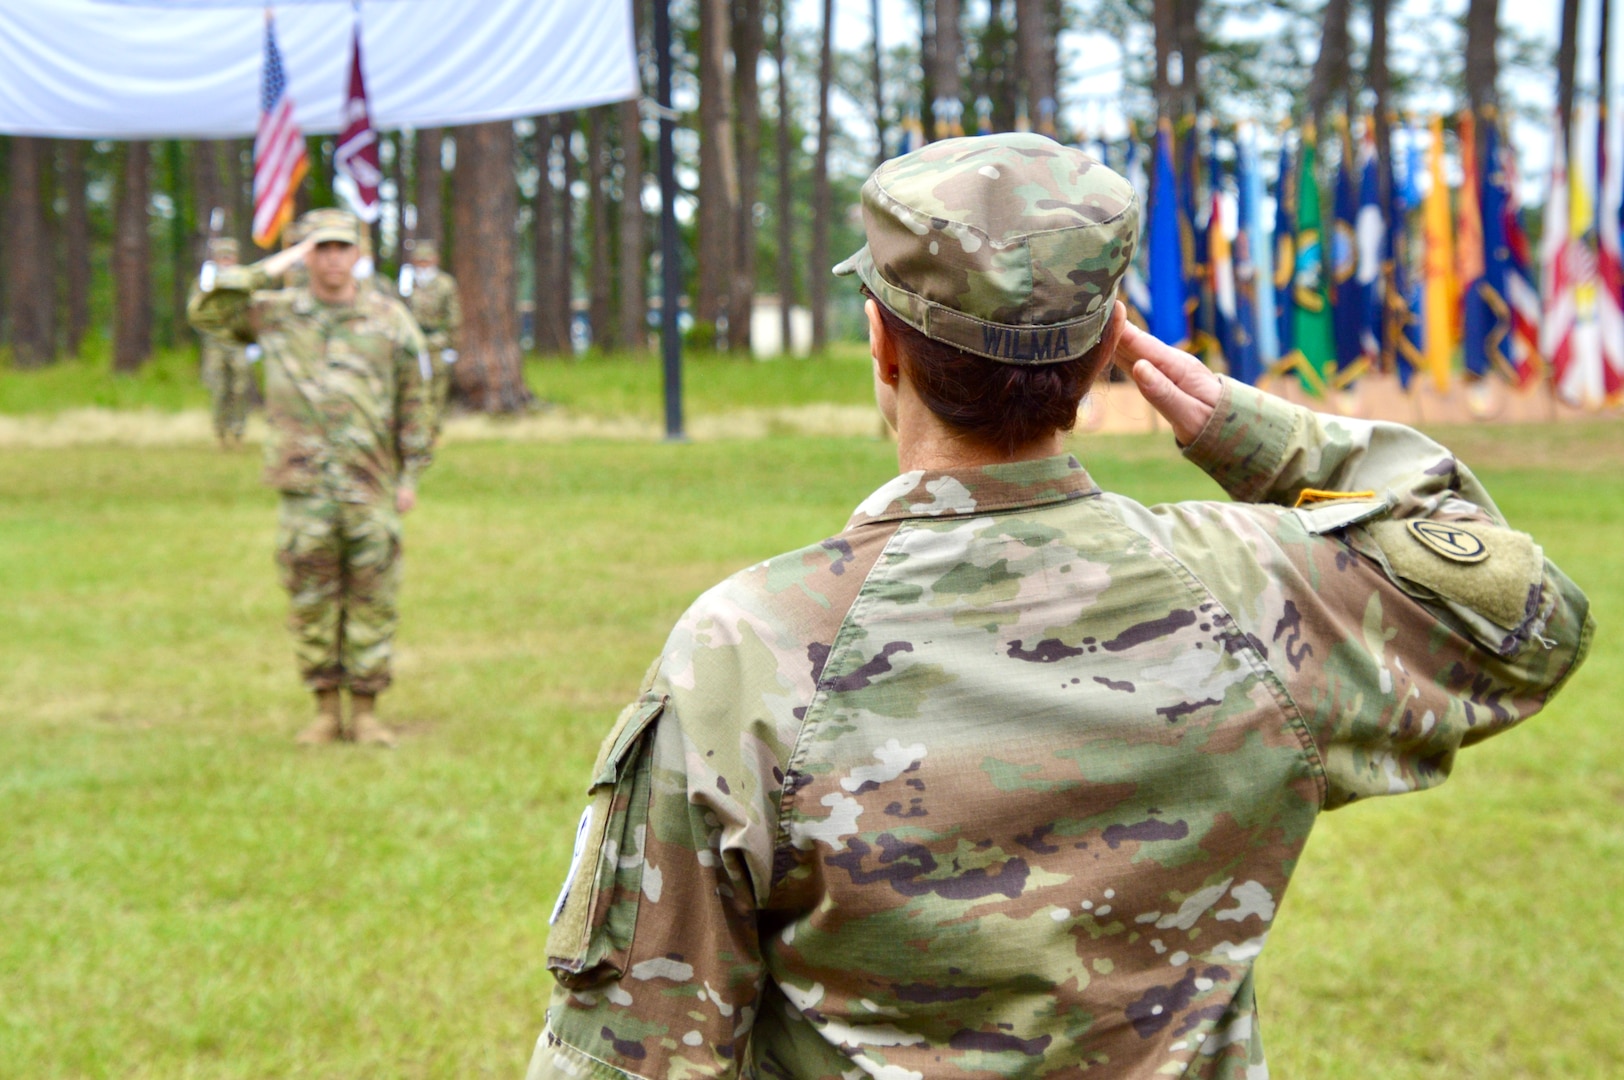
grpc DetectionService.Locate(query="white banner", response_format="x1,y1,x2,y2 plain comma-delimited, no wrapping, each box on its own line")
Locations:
0,0,638,139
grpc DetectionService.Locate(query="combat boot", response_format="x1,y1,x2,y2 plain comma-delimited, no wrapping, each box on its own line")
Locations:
350,692,397,748
296,689,344,745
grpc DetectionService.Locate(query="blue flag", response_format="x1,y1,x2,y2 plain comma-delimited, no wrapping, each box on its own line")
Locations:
1180,122,1210,355
1474,120,1515,381
1243,127,1279,365
1149,121,1189,348
1382,122,1423,387
1231,134,1264,385
1272,141,1296,366
1330,130,1364,377
1121,130,1154,328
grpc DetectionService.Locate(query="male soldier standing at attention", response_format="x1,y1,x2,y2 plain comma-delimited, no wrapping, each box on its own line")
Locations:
399,239,461,433
192,238,257,448
524,134,1592,1078
189,208,435,747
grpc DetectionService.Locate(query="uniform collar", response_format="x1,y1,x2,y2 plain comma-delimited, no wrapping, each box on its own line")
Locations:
846,453,1100,528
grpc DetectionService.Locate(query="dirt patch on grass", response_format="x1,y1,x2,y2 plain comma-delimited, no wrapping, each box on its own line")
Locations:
0,405,890,447
4,404,1619,471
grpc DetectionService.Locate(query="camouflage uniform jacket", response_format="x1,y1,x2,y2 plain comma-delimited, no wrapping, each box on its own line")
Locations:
531,379,1592,1080
188,263,434,503
406,270,462,354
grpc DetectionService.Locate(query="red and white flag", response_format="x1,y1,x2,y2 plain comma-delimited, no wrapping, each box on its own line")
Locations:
1597,103,1624,402
251,12,309,247
1500,137,1542,388
334,21,382,223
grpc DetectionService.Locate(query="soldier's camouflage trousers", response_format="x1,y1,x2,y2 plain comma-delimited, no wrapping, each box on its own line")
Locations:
274,493,402,694
202,351,252,440
430,353,452,437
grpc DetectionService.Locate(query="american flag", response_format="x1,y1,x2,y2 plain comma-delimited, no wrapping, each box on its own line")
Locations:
252,14,309,248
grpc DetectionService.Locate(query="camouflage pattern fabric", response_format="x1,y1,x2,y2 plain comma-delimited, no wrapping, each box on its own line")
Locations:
188,262,434,503
527,379,1591,1079
832,133,1138,365
403,269,462,433
192,287,254,441
275,493,402,693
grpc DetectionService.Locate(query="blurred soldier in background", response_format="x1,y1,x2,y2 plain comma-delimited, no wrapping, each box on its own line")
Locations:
189,208,435,748
191,238,256,448
398,240,461,433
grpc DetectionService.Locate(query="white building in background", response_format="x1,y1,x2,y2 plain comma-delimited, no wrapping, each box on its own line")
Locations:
751,296,815,358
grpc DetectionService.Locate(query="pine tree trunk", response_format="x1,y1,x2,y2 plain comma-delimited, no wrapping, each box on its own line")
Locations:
1464,0,1499,163
1014,0,1055,130
775,0,796,353
1307,0,1352,133
6,136,56,368
0,137,10,349
870,0,886,165
933,0,961,138
731,0,765,354
191,140,226,253
535,117,561,354
588,107,616,352
532,116,566,355
449,121,531,412
980,0,1017,132
1556,0,1579,161
557,114,578,352
226,139,253,254
1173,0,1204,119
1153,0,1176,121
62,140,92,359
166,141,190,348
697,0,737,342
1368,0,1391,202
618,97,648,355
811,0,834,350
113,141,151,373
414,128,444,250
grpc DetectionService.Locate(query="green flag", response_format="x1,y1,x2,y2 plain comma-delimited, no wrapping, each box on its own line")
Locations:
1288,126,1338,394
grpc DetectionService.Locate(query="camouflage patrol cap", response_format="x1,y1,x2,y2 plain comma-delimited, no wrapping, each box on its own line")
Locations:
207,237,240,260
411,239,438,259
833,133,1138,365
297,207,361,246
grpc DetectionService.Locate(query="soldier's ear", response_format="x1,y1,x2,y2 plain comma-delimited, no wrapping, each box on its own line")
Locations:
866,299,901,387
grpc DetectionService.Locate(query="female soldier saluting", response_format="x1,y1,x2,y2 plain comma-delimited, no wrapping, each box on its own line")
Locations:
526,133,1591,1080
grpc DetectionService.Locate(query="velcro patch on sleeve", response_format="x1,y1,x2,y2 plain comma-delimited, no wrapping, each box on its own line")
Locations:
1367,519,1543,630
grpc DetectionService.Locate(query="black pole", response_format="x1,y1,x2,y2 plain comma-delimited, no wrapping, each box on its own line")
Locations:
654,0,685,441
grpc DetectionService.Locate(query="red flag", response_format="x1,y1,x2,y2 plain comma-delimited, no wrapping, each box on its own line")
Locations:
334,22,381,223
251,13,308,247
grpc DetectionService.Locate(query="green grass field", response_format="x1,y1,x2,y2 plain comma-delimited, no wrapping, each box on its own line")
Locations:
2,360,1620,1077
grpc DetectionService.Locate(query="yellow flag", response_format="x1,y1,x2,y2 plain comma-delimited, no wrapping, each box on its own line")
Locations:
1421,115,1458,391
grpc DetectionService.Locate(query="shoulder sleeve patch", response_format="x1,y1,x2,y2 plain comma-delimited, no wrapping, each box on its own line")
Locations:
1367,519,1542,631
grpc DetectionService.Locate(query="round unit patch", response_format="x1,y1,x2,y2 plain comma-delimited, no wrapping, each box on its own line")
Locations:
1407,520,1489,564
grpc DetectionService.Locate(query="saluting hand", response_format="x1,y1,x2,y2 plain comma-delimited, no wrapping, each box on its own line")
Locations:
1109,303,1222,446
395,487,417,515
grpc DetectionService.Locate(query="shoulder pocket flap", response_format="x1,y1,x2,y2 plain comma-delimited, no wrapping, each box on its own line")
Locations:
1367,519,1544,632
590,693,668,790
1292,495,1391,536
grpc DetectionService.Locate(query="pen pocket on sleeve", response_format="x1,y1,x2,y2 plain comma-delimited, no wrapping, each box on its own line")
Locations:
545,693,667,987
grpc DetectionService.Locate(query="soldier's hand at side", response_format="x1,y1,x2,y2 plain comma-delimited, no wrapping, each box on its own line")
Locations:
395,487,417,515
1111,314,1221,446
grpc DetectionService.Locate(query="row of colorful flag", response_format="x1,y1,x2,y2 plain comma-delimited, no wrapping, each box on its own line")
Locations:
1101,111,1623,408
895,98,1624,409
